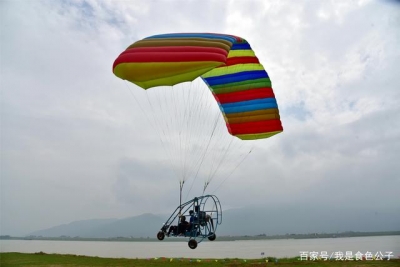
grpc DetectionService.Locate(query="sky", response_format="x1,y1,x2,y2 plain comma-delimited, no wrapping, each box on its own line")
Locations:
1,0,400,236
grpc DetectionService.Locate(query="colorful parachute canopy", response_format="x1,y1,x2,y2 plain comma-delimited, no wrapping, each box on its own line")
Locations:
113,33,283,140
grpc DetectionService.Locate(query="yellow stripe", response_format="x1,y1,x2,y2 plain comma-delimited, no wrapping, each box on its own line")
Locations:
227,50,255,58
114,61,224,89
202,64,264,78
236,131,282,140
133,67,220,89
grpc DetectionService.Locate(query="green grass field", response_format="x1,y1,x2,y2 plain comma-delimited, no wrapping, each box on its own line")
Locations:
1,253,399,267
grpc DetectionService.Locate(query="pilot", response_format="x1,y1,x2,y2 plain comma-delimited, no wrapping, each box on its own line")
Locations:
178,215,190,235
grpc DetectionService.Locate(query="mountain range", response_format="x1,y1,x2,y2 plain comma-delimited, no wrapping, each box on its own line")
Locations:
29,206,400,238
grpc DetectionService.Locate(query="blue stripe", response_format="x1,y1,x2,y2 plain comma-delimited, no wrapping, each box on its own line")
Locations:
206,70,267,82
231,43,251,50
221,98,277,109
204,70,268,86
145,33,236,43
223,102,278,114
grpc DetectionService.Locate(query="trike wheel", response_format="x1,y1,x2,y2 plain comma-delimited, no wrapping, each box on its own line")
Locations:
208,232,216,241
157,231,165,240
188,239,197,249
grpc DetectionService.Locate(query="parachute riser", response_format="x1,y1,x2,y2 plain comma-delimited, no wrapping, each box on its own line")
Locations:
179,181,184,216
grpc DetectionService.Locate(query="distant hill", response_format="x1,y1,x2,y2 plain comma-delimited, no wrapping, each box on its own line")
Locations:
86,213,167,238
29,206,400,238
30,214,166,238
219,206,400,236
29,218,118,238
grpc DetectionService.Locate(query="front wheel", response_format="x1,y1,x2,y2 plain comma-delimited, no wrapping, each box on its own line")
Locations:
188,239,198,249
157,231,165,241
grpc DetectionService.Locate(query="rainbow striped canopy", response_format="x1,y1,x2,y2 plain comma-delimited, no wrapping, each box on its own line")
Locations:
113,33,283,140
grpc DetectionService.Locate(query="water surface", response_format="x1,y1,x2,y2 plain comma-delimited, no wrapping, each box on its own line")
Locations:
1,236,399,259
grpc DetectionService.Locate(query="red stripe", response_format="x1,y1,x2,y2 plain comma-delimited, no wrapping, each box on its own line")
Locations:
225,57,259,66
114,52,227,65
121,46,228,57
228,119,283,135
215,88,275,104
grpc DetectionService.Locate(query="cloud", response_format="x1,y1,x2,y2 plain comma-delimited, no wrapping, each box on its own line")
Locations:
1,0,399,236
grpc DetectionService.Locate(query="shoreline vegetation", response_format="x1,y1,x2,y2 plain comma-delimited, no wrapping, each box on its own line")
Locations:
1,230,399,242
1,252,400,267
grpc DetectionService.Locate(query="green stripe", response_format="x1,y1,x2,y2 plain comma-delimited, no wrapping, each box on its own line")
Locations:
209,78,271,94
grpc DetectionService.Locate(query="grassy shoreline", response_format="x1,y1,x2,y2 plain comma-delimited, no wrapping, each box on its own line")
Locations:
1,252,400,267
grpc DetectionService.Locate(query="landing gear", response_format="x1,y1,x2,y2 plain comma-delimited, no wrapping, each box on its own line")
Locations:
208,232,216,241
188,239,198,249
157,195,222,249
157,231,165,240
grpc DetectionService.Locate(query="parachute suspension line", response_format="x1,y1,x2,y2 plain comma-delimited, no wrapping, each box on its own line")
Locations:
122,81,180,180
149,81,208,186
184,111,222,201
171,85,187,183
169,85,181,181
203,137,235,192
202,181,209,195
179,180,184,216
171,82,202,184
182,84,202,200
179,81,196,181
164,80,208,201
211,146,254,194
181,83,195,182
183,82,214,182
185,82,206,180
143,85,181,182
170,85,184,182
153,84,191,184
169,86,181,182
175,82,201,183
201,113,250,194
208,139,250,187
180,84,190,182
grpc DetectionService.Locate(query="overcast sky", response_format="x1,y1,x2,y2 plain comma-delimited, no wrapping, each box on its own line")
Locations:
1,0,400,236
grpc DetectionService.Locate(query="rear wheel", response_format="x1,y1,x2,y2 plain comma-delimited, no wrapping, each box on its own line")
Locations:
157,231,165,240
208,232,216,241
188,239,198,249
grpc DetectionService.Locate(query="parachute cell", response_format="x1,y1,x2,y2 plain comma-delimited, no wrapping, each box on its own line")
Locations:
113,33,283,140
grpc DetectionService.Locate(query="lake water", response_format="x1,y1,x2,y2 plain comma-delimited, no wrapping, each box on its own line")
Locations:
1,236,399,259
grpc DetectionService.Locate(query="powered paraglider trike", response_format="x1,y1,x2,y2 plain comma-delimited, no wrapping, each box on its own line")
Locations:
157,195,222,249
